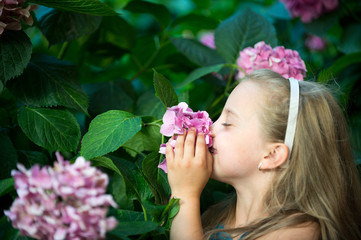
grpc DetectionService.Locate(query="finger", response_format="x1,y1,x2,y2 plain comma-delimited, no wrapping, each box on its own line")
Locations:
194,132,206,164
165,136,175,164
184,128,197,159
174,129,186,161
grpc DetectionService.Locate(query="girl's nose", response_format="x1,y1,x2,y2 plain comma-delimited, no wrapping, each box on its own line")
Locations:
209,124,216,137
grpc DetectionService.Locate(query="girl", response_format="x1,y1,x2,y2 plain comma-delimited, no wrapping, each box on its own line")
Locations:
165,69,361,240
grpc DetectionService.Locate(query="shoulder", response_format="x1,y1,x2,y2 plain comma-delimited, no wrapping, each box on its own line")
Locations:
256,222,320,240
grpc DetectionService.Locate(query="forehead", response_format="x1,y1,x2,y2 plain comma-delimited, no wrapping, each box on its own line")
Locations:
225,81,264,113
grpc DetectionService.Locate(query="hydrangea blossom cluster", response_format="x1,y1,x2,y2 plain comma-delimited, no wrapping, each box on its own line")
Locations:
158,102,213,173
0,0,38,35
280,0,338,23
199,32,216,49
236,41,307,81
305,34,327,51
4,152,118,240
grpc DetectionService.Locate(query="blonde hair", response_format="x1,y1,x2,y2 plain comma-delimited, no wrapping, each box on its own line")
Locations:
202,69,361,239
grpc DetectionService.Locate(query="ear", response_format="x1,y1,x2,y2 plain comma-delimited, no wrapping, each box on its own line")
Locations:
260,143,289,170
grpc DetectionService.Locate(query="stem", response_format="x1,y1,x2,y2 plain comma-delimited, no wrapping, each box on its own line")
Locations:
224,68,236,95
208,93,226,110
141,203,148,221
57,42,70,60
130,37,170,81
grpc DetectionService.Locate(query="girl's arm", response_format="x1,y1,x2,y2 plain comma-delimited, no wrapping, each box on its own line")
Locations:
166,128,213,240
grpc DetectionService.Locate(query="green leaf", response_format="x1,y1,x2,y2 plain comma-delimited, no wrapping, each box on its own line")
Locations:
0,178,14,197
178,64,224,88
38,9,101,45
88,81,134,115
90,156,121,175
93,16,136,50
171,13,219,30
123,116,162,157
17,107,81,151
214,9,277,63
17,150,50,169
80,110,141,159
325,52,361,77
338,24,361,54
0,132,18,179
116,209,146,222
108,221,158,237
0,216,20,240
142,152,168,204
7,54,89,115
0,31,32,83
109,174,133,210
161,197,180,229
303,11,339,36
124,0,171,29
0,88,17,127
111,156,153,201
28,0,117,16
170,37,225,66
135,91,164,119
153,70,178,108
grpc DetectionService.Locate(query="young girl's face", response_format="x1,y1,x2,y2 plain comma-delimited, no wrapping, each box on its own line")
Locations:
210,80,269,184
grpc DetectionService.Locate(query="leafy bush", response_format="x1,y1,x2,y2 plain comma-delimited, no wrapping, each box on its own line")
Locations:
1,0,361,239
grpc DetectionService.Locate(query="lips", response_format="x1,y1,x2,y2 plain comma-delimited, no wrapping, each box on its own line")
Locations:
209,147,217,154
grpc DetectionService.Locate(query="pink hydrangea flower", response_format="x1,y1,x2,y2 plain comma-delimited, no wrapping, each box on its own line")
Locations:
280,0,338,23
158,102,213,173
305,34,327,51
236,41,307,81
0,0,38,35
4,152,118,240
199,32,216,49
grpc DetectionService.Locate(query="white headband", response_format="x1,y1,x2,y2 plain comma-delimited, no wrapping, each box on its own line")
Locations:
284,77,300,158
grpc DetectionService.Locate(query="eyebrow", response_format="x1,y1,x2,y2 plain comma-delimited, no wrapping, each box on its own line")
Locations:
223,108,240,119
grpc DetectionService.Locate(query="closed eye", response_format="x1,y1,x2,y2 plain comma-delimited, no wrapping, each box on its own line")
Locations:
222,123,231,127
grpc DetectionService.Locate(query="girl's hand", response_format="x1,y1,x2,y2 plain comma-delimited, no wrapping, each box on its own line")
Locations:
166,128,213,200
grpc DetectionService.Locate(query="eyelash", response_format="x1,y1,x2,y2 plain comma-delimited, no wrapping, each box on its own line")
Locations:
222,123,231,127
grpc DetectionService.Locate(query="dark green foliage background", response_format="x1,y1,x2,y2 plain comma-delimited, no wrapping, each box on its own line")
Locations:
1,0,361,239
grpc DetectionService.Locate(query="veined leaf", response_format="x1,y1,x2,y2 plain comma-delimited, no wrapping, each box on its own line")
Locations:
135,91,164,119
38,9,102,45
123,116,162,157
90,156,121,175
28,0,117,16
170,37,225,66
215,9,277,63
18,107,81,151
111,156,153,202
124,0,171,29
153,69,178,108
80,110,141,159
0,30,32,83
7,54,89,115
110,174,133,210
142,151,168,204
108,221,158,237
